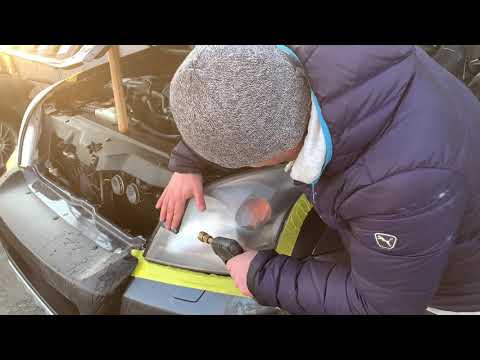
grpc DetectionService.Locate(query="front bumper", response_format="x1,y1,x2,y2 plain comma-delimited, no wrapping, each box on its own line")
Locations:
7,256,55,315
0,168,282,315
121,277,285,315
0,168,137,314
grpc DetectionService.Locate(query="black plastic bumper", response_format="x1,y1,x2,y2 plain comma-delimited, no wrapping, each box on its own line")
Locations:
0,169,284,315
121,277,285,315
0,169,136,314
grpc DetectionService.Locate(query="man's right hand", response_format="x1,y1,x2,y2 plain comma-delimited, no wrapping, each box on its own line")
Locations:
155,172,206,232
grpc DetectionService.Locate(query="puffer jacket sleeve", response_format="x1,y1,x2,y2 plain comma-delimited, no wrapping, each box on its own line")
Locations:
168,140,207,174
247,169,467,314
169,140,241,176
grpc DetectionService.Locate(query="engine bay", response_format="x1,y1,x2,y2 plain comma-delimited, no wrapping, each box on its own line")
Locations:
34,48,202,239
39,77,178,238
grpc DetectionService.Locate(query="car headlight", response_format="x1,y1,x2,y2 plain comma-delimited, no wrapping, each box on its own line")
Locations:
144,166,302,275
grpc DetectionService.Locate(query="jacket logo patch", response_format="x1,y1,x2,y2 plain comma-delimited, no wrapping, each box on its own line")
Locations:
374,233,398,250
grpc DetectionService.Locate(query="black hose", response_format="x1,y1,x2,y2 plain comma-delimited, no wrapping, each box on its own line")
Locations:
134,121,180,142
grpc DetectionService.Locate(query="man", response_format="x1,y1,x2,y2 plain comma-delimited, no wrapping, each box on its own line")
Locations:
156,45,480,314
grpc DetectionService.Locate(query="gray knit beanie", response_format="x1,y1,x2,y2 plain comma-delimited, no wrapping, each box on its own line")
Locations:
170,45,311,169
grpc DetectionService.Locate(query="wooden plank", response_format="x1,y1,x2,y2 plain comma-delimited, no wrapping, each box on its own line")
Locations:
107,46,129,134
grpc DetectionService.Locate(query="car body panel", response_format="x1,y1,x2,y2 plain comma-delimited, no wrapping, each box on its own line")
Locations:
0,45,120,70
121,277,285,315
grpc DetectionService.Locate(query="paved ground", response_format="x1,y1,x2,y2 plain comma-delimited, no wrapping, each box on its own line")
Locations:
0,242,46,315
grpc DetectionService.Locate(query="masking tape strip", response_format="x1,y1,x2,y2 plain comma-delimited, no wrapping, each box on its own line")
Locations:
275,194,313,256
65,72,80,83
5,149,18,172
131,249,246,298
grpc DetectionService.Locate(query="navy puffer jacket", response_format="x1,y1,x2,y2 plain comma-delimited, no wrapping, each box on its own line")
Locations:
170,46,480,314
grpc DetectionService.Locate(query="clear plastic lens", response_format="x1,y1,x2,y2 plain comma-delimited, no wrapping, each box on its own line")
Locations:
145,166,302,275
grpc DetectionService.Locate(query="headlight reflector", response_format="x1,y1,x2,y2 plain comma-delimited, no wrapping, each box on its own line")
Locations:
235,197,272,230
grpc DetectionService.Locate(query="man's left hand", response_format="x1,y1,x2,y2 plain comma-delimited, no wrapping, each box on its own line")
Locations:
226,250,258,297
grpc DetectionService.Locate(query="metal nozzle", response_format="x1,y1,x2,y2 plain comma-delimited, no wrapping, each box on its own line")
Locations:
198,231,213,245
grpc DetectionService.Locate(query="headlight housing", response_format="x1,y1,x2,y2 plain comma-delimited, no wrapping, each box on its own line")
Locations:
144,166,302,275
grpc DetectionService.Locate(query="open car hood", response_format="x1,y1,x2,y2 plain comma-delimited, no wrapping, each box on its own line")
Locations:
0,45,193,70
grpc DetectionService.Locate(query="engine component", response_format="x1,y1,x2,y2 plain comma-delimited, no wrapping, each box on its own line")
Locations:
431,45,466,80
94,107,118,126
44,112,173,188
98,173,160,237
105,76,177,135
42,130,164,237
111,174,125,196
45,159,60,177
126,183,141,205
423,45,480,92
61,144,77,160
0,121,17,170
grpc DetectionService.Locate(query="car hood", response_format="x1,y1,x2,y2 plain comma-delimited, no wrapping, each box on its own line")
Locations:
0,45,192,70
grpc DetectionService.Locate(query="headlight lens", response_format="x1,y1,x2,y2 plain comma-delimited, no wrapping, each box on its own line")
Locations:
144,166,302,275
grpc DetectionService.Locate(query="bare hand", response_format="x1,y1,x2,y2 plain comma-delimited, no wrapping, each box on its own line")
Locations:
155,172,206,231
226,250,258,297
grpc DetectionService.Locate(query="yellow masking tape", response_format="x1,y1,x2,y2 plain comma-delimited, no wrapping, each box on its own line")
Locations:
6,149,18,172
275,194,313,256
131,250,246,298
65,72,80,83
